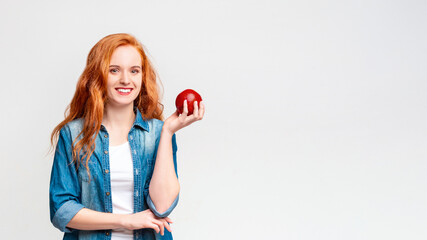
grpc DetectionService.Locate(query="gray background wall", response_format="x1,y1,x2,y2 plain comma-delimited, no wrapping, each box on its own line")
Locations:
0,0,426,239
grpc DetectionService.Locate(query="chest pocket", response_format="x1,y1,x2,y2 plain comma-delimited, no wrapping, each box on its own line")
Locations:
77,157,101,182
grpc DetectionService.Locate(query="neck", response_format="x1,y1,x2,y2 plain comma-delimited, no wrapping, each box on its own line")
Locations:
102,103,136,131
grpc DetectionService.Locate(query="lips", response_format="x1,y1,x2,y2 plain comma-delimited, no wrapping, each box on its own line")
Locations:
115,88,133,95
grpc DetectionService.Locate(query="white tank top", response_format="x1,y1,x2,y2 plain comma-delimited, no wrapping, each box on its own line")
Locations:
109,141,134,239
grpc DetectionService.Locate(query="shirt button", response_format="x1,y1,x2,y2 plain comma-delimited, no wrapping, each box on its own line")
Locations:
136,190,139,197
104,135,108,138
104,150,108,154
106,232,110,236
133,150,136,155
129,136,133,140
106,192,110,196
105,169,109,174
135,169,138,175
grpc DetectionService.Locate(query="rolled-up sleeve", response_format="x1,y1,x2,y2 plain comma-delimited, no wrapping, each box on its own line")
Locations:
146,133,179,218
49,125,85,232
147,193,179,218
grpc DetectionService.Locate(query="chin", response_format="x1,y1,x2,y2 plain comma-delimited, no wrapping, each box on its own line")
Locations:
107,100,135,108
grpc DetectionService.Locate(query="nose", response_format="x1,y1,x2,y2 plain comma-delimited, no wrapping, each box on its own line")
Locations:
120,71,131,85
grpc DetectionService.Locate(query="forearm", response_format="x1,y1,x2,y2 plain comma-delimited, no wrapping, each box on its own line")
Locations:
66,208,124,230
149,128,180,213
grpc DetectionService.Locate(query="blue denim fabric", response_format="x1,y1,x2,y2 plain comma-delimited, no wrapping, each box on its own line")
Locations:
49,108,178,240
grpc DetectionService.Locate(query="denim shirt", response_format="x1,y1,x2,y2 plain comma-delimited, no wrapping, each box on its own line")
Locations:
49,108,179,240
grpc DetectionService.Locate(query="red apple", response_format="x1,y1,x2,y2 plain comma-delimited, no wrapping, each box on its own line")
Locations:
175,89,202,115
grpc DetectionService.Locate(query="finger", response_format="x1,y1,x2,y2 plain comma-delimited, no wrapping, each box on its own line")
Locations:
160,222,165,236
163,219,172,232
172,110,179,117
164,217,173,223
193,101,199,117
182,100,188,117
199,101,205,119
153,219,165,236
149,223,160,234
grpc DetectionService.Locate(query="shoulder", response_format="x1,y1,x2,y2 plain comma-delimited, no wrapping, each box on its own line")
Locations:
62,118,84,140
66,118,84,131
145,118,164,134
145,118,178,151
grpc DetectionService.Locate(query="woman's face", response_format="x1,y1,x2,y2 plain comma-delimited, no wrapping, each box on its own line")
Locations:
106,45,142,108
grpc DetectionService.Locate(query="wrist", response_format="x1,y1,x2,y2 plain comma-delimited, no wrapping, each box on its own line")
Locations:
161,126,174,137
117,214,128,229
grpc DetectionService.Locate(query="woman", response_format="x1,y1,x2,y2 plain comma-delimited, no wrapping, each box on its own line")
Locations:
49,33,204,240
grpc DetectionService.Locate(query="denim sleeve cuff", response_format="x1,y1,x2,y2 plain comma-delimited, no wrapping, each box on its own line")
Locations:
147,193,179,218
52,200,85,233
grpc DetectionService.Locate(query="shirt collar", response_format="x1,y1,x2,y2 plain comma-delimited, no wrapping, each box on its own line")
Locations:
100,107,150,132
133,107,150,132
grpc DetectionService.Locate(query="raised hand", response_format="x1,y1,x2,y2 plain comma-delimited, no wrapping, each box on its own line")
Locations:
163,100,205,135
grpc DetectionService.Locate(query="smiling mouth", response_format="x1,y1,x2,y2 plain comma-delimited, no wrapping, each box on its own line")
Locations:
115,88,133,95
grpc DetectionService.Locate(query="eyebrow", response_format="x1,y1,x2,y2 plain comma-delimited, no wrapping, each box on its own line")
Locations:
109,65,142,69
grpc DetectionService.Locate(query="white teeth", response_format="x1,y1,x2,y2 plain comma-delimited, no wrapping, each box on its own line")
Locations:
117,89,131,93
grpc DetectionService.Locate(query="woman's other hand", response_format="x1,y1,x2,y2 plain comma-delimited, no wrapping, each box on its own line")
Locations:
121,209,173,235
163,100,205,134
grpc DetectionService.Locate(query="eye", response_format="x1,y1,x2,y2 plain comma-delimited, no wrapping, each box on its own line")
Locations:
131,69,140,74
110,68,119,73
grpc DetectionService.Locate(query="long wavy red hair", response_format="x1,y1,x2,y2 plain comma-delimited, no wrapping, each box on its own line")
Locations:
50,33,163,178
